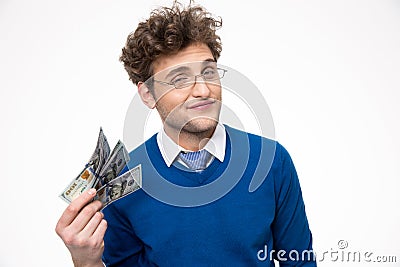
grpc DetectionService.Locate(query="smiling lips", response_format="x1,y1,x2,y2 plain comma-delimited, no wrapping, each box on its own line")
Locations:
187,99,217,111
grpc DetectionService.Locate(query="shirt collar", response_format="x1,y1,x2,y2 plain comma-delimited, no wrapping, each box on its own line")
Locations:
156,123,226,167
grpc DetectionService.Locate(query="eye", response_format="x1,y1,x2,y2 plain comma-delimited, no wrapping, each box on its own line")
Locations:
202,67,217,79
171,74,190,85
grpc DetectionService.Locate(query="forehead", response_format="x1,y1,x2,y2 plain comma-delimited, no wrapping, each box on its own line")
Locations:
152,43,214,75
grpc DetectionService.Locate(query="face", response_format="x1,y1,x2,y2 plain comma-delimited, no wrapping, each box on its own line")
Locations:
139,43,222,137
110,184,122,199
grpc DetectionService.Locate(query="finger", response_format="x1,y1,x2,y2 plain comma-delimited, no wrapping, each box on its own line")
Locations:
79,211,104,238
92,219,108,244
69,200,103,233
56,189,97,229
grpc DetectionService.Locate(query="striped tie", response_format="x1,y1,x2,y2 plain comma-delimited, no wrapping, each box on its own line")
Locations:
179,149,211,170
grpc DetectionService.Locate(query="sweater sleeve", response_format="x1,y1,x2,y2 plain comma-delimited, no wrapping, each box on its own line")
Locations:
271,143,316,266
102,202,143,267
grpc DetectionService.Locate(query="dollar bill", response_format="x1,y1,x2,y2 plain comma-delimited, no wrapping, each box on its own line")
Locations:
94,164,142,208
59,165,97,203
60,128,112,203
95,140,130,188
88,127,111,177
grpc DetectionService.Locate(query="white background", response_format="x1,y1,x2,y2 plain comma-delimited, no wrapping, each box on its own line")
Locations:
1,0,399,266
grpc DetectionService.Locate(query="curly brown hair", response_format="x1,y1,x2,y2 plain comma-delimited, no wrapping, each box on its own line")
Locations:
119,2,222,85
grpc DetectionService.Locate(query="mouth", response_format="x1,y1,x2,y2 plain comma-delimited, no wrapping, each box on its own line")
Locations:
186,99,217,111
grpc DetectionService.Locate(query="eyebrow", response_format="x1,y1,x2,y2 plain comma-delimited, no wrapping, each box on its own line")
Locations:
164,58,216,80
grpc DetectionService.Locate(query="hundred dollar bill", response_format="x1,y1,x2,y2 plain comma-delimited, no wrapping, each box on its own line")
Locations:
95,140,130,188
89,127,111,177
59,128,110,203
94,164,142,208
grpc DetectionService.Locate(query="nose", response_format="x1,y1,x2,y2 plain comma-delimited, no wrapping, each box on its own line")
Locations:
191,75,211,98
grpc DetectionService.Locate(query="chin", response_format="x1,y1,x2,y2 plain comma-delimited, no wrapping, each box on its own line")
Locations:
183,118,218,134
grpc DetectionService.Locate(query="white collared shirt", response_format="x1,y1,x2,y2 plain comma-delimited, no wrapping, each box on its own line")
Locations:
156,123,226,168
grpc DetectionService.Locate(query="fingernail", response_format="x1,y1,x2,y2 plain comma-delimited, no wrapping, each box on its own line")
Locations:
88,188,96,195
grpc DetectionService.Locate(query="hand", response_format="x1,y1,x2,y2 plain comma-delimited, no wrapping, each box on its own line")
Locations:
56,188,107,267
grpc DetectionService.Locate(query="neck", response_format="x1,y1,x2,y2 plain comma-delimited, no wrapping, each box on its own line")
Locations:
164,125,216,151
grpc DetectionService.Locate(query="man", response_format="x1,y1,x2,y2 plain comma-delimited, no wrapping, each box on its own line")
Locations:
56,2,316,266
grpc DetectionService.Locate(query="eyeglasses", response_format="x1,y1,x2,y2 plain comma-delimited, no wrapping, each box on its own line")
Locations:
153,67,227,89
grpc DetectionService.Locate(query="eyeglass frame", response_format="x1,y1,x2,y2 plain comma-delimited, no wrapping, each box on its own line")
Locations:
151,67,227,90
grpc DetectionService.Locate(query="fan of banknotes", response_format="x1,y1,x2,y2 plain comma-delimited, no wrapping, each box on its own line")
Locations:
60,128,142,208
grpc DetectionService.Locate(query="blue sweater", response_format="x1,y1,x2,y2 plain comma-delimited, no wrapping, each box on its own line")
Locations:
103,125,316,266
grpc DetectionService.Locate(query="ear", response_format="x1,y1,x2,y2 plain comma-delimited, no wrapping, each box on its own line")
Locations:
137,82,156,109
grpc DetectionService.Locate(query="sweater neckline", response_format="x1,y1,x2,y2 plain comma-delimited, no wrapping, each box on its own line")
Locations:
145,130,232,186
